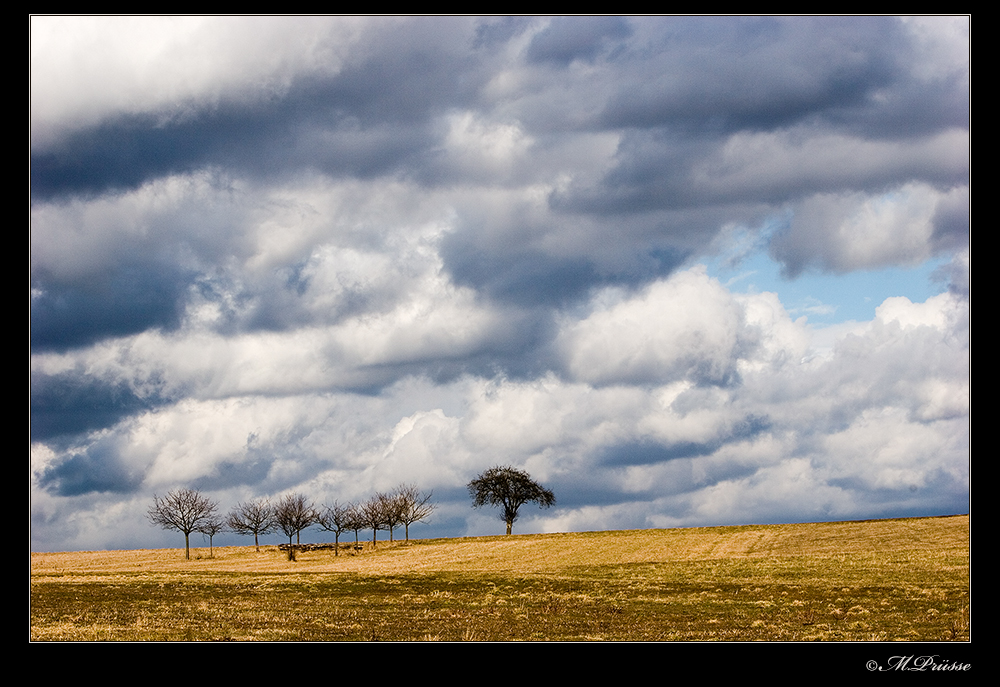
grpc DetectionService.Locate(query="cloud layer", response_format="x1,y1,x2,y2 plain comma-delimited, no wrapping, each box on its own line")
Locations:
31,17,968,552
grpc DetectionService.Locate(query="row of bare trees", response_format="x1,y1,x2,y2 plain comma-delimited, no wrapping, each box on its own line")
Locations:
149,466,556,559
149,485,435,560
316,485,435,553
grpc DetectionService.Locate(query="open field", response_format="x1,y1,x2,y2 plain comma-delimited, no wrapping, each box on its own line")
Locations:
30,515,969,641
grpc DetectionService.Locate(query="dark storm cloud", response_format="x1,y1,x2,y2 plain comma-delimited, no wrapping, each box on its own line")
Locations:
559,126,966,220
190,456,274,493
441,238,603,307
602,439,712,465
336,306,561,391
440,204,694,310
599,415,771,467
931,186,972,252
546,16,966,224
472,16,532,49
39,438,145,496
827,468,969,517
31,261,189,351
597,17,914,134
32,18,488,200
526,16,632,65
31,81,439,201
31,371,168,443
33,17,967,311
440,235,697,320
537,477,627,510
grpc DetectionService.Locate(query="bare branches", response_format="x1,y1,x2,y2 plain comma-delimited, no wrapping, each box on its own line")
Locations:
228,499,277,552
378,491,405,542
197,516,226,558
317,502,356,556
394,484,435,542
274,494,318,546
468,466,555,535
351,485,436,546
149,485,433,560
147,488,220,560
346,504,365,545
358,496,389,547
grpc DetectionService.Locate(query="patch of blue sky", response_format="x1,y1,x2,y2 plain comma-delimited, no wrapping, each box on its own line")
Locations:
703,248,951,327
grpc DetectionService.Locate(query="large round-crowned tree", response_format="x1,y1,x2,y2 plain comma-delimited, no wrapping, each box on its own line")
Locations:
468,465,555,535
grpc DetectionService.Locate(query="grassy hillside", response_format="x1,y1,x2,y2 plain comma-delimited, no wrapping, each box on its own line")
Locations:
31,515,969,641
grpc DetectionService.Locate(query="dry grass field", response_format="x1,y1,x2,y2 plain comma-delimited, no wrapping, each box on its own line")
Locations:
30,514,969,642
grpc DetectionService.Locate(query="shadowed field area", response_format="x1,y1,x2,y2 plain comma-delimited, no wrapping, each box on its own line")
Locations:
31,515,969,641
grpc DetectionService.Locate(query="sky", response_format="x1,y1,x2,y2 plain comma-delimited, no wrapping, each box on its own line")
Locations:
30,16,969,552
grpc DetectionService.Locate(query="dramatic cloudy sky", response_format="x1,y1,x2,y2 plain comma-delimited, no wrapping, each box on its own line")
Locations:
31,16,969,552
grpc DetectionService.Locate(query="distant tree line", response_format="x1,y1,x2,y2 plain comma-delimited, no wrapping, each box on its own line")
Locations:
149,465,555,560
148,484,435,560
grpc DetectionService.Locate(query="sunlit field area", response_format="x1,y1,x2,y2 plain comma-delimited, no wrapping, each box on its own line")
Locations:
31,515,968,642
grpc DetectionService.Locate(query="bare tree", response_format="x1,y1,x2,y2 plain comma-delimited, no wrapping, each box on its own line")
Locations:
346,503,365,546
147,488,220,560
393,484,435,542
358,495,389,548
468,466,555,535
227,499,277,552
317,501,355,556
274,494,318,553
198,516,226,558
377,491,405,542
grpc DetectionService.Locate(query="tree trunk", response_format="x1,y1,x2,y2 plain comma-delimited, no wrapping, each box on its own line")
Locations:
185,532,191,559
506,521,512,535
